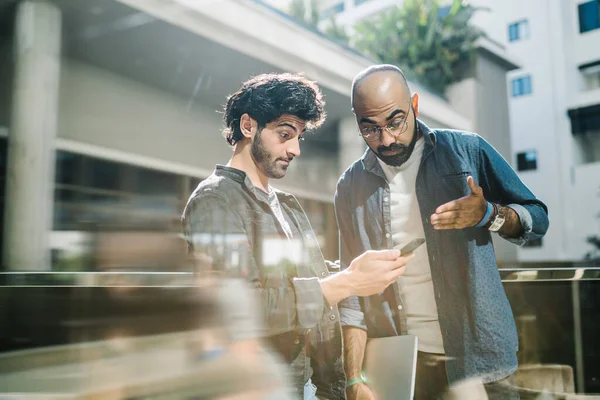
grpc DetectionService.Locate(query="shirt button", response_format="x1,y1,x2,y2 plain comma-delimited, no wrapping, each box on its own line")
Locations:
383,197,389,202
329,314,336,321
321,271,328,278
397,305,403,311
294,339,300,345
385,233,391,238
306,329,311,334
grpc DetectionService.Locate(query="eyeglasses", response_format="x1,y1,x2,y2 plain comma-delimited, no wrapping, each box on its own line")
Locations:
359,108,411,142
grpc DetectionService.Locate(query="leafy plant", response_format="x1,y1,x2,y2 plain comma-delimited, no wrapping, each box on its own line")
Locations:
324,15,350,45
352,0,485,95
288,0,319,28
288,0,307,24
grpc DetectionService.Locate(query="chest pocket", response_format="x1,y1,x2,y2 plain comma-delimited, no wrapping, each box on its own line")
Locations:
439,170,472,203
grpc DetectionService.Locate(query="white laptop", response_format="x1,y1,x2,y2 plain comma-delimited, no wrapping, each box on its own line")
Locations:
363,335,419,400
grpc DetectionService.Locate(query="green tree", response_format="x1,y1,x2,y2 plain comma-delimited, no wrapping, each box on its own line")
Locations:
324,15,350,45
288,0,307,24
288,0,319,28
308,0,319,27
352,0,485,95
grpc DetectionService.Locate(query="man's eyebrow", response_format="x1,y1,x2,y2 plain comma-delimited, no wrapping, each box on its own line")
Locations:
278,122,298,132
280,122,309,135
359,117,377,124
359,109,406,124
385,109,405,121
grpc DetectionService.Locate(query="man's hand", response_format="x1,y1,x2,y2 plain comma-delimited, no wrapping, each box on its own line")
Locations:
430,176,488,230
321,249,412,305
346,382,376,400
346,249,413,297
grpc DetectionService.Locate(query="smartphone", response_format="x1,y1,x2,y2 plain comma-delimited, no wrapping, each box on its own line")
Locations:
396,238,426,256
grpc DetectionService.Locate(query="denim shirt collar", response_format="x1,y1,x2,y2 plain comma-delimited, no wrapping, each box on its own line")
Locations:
360,119,437,179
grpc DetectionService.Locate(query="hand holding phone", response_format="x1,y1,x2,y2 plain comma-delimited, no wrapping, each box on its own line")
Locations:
396,238,425,256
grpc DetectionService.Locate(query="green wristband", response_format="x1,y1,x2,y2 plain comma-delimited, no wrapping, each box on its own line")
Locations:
346,375,367,388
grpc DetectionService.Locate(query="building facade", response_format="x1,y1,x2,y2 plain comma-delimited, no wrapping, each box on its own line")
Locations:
498,0,600,263
0,0,470,271
311,0,600,263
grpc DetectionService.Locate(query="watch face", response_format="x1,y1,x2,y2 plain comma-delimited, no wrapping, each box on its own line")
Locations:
489,216,506,232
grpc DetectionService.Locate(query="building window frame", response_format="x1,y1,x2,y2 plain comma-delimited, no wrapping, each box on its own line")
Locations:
578,0,600,34
508,19,530,42
516,150,538,172
512,75,533,97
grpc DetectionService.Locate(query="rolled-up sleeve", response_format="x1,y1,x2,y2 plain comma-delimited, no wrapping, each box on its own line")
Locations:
478,137,549,245
183,193,325,338
501,203,532,246
291,277,325,328
334,183,368,331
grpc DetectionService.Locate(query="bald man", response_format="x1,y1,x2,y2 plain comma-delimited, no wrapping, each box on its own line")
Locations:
334,65,549,400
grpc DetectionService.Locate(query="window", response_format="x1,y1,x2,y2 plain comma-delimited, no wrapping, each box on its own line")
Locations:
584,69,600,90
512,75,533,97
581,62,600,90
508,19,529,42
579,0,600,33
517,151,537,171
53,152,186,232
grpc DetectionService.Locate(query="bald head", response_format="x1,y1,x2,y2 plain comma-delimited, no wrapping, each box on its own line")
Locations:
351,64,411,109
350,64,420,167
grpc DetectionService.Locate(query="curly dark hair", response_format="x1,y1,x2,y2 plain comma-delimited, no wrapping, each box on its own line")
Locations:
223,73,326,146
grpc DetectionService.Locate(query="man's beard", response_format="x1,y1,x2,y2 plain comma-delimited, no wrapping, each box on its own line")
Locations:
375,114,419,167
251,129,290,179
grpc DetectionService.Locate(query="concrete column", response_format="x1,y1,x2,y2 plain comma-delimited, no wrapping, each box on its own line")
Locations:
338,116,365,176
3,1,61,271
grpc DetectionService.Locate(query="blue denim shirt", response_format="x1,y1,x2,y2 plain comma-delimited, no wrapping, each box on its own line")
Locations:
334,120,549,384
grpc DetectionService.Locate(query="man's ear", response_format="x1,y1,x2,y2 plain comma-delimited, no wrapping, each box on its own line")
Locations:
411,93,419,118
240,113,256,139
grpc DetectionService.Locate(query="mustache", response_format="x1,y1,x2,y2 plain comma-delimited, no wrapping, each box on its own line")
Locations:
378,143,407,153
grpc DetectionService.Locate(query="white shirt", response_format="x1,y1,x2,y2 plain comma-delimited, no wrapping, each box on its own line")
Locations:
378,138,445,354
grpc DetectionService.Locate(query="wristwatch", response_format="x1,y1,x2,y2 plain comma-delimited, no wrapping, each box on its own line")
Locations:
488,203,506,232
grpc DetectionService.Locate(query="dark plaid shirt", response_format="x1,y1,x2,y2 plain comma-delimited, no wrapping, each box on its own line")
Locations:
182,165,345,399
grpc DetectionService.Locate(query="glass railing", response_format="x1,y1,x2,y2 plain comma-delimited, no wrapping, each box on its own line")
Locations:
1,267,600,398
500,266,600,396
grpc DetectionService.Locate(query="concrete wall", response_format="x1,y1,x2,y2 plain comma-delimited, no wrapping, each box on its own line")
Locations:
446,78,478,128
498,0,573,261
57,59,340,200
571,162,600,259
58,59,227,175
476,53,514,164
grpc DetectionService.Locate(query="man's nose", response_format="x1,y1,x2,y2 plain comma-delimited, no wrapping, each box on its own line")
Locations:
287,137,301,158
379,128,396,147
